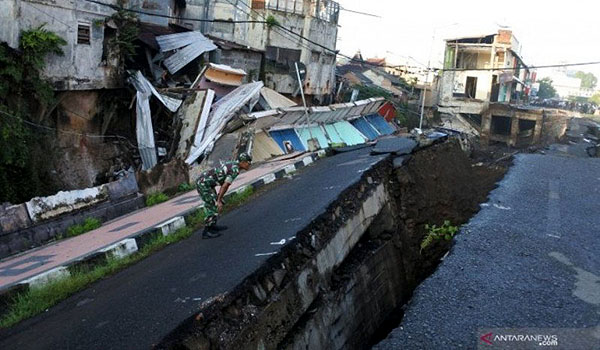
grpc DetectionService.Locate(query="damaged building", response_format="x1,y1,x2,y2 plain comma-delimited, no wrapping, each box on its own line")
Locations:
175,0,340,103
434,29,562,147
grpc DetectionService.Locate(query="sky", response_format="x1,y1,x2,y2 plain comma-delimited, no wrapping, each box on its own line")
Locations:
336,0,600,81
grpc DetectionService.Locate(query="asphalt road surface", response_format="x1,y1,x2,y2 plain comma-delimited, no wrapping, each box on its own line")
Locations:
373,153,600,350
0,148,387,350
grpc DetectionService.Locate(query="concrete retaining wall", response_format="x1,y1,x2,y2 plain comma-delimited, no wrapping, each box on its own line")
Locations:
0,172,141,259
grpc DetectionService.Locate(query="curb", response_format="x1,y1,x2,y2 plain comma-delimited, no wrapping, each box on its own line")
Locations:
0,152,324,310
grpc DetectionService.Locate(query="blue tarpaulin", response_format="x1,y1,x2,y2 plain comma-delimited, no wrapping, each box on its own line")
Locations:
269,129,306,153
350,117,380,140
296,126,330,149
366,114,395,135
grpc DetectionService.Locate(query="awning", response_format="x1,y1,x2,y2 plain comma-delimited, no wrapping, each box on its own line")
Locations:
204,63,247,86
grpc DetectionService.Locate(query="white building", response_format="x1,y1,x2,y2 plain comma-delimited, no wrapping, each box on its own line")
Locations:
437,29,531,118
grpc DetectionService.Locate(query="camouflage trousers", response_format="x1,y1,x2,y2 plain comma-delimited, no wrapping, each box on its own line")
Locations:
196,177,218,227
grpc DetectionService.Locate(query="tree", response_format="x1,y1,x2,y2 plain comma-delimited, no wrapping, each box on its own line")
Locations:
575,71,597,90
537,77,557,99
590,93,600,106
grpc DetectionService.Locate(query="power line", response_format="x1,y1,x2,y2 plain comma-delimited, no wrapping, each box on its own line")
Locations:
82,0,600,75
340,7,381,18
82,0,268,24
438,61,600,72
0,110,136,147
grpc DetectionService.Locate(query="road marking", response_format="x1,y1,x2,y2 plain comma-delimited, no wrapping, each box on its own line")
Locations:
546,180,562,239
493,204,511,210
255,252,277,257
270,239,286,245
284,217,301,223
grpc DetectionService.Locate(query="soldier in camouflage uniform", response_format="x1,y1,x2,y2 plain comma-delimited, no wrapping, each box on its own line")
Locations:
196,152,252,238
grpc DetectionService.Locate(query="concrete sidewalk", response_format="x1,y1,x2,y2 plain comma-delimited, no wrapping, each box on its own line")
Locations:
0,152,322,294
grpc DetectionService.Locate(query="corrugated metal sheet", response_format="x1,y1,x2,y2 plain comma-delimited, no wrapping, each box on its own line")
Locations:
296,126,330,149
129,71,182,112
163,40,218,74
156,31,213,52
129,71,184,170
366,114,396,135
269,129,306,153
246,97,390,131
350,117,380,140
329,121,368,146
185,81,263,164
323,124,344,144
135,90,157,170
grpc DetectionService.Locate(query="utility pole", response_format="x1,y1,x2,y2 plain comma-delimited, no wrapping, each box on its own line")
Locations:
419,23,459,130
295,62,315,147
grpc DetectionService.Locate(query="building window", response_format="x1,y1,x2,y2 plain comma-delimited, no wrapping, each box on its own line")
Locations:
77,23,91,45
266,46,302,66
313,0,339,23
311,51,320,63
267,0,303,14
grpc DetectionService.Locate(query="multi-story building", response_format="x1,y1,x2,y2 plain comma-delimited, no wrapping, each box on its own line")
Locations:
0,0,339,101
437,29,531,118
177,0,340,102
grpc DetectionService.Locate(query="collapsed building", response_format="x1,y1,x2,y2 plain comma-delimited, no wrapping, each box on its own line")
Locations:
434,29,570,147
0,0,343,196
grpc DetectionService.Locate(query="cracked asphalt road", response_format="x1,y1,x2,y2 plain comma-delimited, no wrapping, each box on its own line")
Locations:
0,148,386,350
373,153,600,349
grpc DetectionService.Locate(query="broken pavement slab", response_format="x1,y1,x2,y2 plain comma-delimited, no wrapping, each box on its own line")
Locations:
371,136,418,156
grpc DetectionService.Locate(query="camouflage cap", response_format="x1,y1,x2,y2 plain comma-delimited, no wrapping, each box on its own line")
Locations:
238,152,252,163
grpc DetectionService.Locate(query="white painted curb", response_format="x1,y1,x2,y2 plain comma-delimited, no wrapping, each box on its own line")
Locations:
155,216,186,236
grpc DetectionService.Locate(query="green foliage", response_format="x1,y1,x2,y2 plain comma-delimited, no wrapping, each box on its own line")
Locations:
19,25,66,70
537,77,558,100
223,186,254,212
266,15,280,28
145,192,169,207
575,71,597,90
0,26,66,204
65,218,102,238
108,7,139,65
177,182,195,193
421,220,459,251
590,93,600,105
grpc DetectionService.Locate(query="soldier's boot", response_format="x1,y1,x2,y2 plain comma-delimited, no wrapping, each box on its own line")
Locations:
212,224,228,231
202,226,221,239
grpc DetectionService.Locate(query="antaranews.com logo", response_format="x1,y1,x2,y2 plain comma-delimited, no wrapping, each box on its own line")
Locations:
477,328,597,350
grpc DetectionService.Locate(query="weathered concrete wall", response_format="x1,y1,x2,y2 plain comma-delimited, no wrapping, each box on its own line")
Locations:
0,172,142,259
0,0,121,90
136,159,190,196
25,186,108,223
